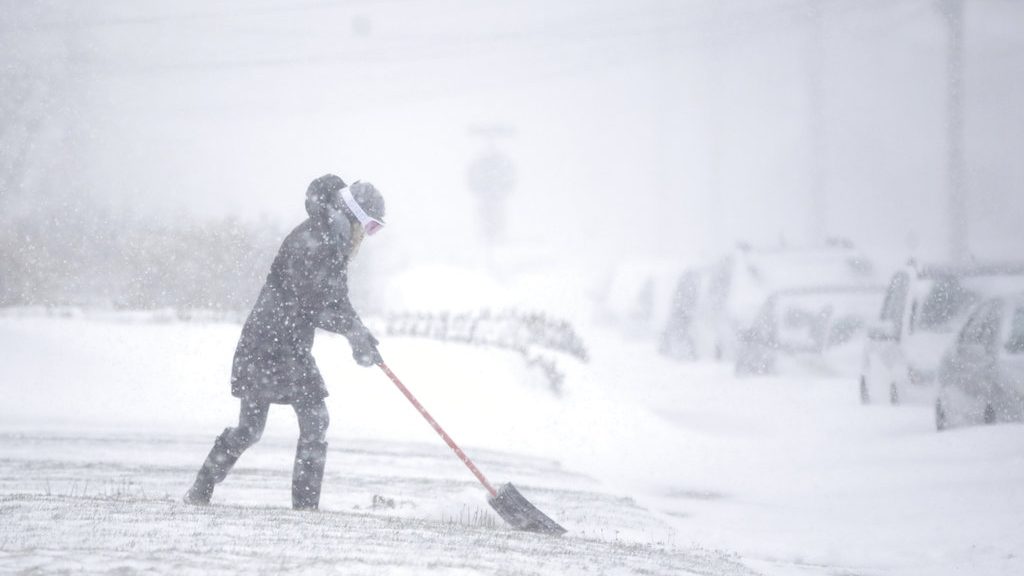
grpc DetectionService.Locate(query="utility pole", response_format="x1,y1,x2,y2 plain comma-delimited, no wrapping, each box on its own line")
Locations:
806,1,827,246
654,0,677,251
942,0,968,263
706,2,726,254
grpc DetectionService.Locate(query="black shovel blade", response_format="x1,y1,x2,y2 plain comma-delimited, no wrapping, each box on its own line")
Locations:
487,482,567,536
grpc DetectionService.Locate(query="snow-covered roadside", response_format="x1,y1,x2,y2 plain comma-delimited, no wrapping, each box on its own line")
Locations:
3,312,1024,575
2,429,749,576
0,314,741,574
578,329,1024,576
0,494,756,576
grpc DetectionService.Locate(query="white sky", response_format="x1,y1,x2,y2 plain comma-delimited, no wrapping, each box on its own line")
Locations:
5,0,1023,274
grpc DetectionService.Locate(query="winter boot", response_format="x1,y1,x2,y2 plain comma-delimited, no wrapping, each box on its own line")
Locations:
184,430,241,505
292,440,328,511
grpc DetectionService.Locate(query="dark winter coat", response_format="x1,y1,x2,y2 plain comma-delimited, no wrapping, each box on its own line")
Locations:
231,218,366,404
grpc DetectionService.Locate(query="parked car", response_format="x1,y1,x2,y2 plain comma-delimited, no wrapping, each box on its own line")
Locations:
935,292,1024,430
860,262,1024,406
660,240,877,363
735,286,885,376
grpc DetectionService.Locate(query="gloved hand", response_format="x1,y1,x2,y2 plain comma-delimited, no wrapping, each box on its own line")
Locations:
350,331,382,367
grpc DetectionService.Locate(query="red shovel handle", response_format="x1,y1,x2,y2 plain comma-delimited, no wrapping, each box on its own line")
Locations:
377,361,498,498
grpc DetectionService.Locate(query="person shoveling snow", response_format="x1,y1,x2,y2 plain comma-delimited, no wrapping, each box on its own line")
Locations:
184,174,386,511
182,174,564,534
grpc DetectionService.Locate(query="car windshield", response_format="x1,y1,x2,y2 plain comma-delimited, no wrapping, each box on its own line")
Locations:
769,290,881,350
917,273,1024,333
916,276,979,332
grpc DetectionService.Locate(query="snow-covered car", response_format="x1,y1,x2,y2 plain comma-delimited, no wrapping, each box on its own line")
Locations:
935,292,1024,430
860,262,1024,406
735,286,885,376
659,240,876,363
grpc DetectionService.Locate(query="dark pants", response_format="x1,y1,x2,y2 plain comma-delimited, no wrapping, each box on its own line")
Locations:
188,396,331,509
221,396,330,456
227,397,331,509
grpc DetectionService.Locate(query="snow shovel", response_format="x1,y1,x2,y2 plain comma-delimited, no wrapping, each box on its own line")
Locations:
377,361,567,536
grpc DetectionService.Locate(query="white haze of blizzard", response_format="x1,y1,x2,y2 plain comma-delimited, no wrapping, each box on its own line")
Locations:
4,266,1024,576
8,0,1024,275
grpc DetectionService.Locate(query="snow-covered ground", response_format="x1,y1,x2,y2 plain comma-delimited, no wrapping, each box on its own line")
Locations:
0,432,753,576
2,309,1023,575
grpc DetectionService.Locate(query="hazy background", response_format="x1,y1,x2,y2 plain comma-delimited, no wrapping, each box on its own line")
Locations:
2,0,1022,309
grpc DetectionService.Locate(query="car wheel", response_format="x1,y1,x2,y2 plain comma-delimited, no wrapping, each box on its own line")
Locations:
983,404,996,425
859,376,870,405
935,400,947,432
889,382,900,405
